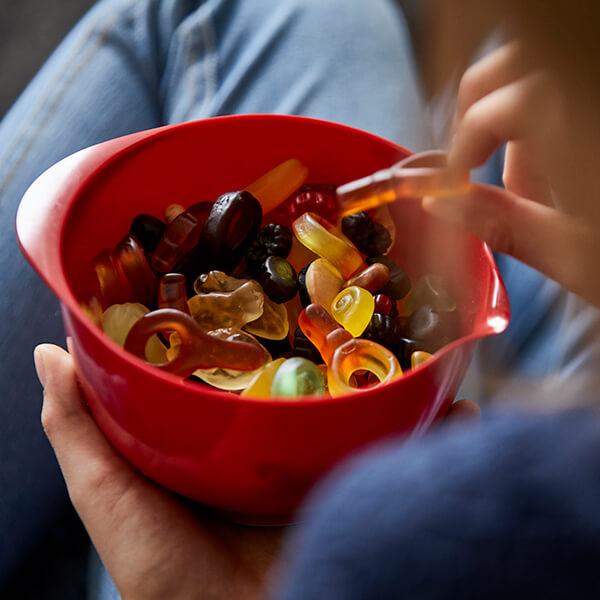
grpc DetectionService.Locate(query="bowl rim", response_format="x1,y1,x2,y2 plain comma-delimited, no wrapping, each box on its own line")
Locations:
18,114,510,407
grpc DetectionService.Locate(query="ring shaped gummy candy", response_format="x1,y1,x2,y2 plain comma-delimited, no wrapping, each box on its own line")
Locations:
298,304,401,396
327,338,402,397
336,150,471,216
292,212,364,279
124,308,266,377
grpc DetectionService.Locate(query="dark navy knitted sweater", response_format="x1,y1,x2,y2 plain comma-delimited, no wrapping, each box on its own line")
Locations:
275,411,600,599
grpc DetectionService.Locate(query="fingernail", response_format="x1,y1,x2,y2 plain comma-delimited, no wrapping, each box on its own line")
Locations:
34,346,47,387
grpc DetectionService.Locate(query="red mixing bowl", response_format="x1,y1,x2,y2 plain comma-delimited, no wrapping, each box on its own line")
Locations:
16,115,509,523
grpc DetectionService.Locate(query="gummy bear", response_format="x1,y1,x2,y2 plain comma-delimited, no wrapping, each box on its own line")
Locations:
331,286,375,337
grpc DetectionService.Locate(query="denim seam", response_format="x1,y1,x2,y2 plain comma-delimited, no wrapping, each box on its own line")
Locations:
0,4,131,206
181,3,218,122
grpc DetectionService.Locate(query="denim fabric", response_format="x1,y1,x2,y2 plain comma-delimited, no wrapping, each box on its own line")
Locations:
1,0,599,596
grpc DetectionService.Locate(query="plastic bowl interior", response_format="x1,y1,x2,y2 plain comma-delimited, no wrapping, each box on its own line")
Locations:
17,115,509,523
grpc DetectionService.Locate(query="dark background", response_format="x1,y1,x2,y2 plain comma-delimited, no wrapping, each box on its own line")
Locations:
1,0,96,118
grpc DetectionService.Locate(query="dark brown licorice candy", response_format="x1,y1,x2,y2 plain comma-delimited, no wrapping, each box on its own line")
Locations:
201,191,262,271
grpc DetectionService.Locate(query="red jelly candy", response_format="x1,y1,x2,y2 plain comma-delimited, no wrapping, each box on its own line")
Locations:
288,184,338,222
373,294,393,316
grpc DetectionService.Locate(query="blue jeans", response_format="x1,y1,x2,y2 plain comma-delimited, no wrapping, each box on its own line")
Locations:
1,0,599,596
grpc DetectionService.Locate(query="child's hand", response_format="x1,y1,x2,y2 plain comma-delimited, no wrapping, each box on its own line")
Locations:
423,42,600,307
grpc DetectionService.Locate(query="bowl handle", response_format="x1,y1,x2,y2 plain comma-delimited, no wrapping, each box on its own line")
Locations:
15,128,162,305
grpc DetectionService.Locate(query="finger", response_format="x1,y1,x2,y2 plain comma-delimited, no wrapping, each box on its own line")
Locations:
422,184,600,306
449,72,550,169
456,41,524,121
503,141,554,206
446,399,481,422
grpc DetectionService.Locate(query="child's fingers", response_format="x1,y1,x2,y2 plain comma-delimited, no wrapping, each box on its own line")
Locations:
503,141,554,206
455,41,524,121
422,184,600,307
449,72,550,170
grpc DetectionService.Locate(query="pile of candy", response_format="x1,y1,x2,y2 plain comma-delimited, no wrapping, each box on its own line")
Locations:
84,159,459,398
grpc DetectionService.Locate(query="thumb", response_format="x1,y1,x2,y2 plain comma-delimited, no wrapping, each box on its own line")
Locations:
422,184,600,307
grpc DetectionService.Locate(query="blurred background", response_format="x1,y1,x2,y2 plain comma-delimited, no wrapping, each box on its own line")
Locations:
1,0,95,118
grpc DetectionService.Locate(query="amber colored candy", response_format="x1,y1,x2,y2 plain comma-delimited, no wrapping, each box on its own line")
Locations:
186,328,271,391
94,249,128,306
245,159,308,213
298,304,352,365
336,150,470,216
298,304,401,395
292,212,365,278
245,295,289,340
241,358,286,398
286,236,319,272
193,270,247,294
158,273,189,314
285,295,303,343
125,308,266,377
411,350,432,369
327,338,402,397
188,280,264,331
165,203,185,223
81,297,103,328
305,258,344,315
345,263,390,293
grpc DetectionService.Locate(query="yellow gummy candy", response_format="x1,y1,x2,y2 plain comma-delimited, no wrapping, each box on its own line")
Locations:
241,358,286,398
411,350,433,369
331,286,374,337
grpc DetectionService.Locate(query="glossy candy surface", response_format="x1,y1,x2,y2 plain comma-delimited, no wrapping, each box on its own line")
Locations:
292,212,364,278
202,191,262,271
373,294,393,316
165,203,185,223
345,263,390,293
241,358,286,398
288,184,338,222
256,256,298,304
102,303,166,364
341,211,392,257
151,210,203,274
158,273,189,314
361,313,400,350
305,258,344,315
129,214,166,253
186,328,271,391
246,224,293,272
367,255,411,300
271,357,326,398
298,304,352,365
245,158,308,213
411,350,432,369
331,286,374,337
328,338,402,397
188,280,264,331
125,308,266,377
245,295,289,340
